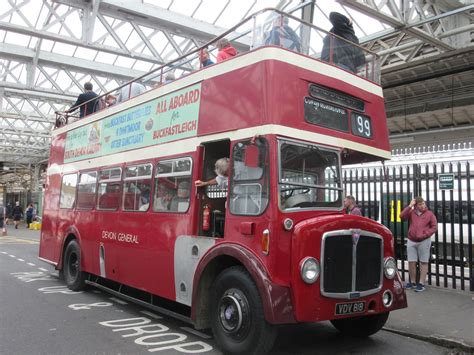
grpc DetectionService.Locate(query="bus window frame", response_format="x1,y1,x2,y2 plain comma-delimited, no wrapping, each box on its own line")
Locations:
59,173,78,209
277,138,343,212
97,167,123,211
122,163,153,212
229,137,269,217
153,157,193,214
76,170,98,210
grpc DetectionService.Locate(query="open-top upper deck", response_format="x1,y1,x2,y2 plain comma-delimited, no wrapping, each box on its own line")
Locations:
51,9,389,170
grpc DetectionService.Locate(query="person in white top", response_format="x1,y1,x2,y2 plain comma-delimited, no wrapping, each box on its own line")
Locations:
194,158,229,190
116,82,146,103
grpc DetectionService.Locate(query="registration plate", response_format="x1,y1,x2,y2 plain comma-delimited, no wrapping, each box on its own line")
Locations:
335,301,365,315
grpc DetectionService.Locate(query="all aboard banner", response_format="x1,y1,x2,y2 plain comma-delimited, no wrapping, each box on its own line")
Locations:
64,83,201,163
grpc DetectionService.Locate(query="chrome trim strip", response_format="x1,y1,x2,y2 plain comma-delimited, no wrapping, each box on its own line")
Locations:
38,256,58,267
320,229,383,300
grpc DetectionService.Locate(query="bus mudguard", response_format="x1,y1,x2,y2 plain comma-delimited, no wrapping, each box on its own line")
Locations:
191,242,295,328
57,225,82,271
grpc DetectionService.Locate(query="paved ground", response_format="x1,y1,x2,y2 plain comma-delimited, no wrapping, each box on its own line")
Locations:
386,284,474,351
0,226,471,354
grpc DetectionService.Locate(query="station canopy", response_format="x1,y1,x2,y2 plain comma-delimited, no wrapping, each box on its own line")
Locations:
0,0,473,190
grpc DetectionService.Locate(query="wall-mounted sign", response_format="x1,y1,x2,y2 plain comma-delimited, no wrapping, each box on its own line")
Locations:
438,173,454,190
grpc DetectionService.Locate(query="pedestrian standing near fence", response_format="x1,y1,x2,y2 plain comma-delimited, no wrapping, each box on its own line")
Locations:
400,196,438,292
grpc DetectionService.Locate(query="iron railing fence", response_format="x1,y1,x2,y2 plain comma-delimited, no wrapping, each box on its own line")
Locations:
343,161,473,291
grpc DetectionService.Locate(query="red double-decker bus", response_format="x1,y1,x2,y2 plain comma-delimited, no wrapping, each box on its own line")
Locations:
40,9,407,354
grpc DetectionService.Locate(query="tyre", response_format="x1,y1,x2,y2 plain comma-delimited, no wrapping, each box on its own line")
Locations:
210,266,276,354
331,312,389,337
63,240,86,291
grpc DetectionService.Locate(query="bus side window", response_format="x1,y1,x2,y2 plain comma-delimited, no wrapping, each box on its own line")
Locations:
97,167,122,211
77,171,97,209
153,157,192,213
123,164,152,212
60,173,78,209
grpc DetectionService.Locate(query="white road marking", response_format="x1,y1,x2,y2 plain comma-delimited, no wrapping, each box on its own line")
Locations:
9,254,15,258
27,263,35,266
92,290,102,294
1,251,7,254
38,268,48,272
109,297,127,305
140,310,163,319
17,258,24,262
180,327,213,339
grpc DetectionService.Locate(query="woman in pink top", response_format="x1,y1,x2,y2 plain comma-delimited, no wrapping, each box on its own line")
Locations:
216,38,237,63
400,196,437,292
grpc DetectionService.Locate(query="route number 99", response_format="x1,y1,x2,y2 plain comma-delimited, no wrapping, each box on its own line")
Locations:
351,113,372,138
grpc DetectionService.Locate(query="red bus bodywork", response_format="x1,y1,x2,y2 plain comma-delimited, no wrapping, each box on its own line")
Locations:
40,46,406,342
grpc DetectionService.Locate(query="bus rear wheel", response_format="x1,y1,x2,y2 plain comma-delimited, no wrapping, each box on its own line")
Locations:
210,266,276,354
63,240,86,291
330,312,389,337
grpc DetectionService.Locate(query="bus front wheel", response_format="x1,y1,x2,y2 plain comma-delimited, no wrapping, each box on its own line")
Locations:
63,240,86,291
330,312,389,337
210,266,276,354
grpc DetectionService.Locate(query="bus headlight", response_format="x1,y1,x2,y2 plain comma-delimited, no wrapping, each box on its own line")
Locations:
384,257,397,279
300,257,320,284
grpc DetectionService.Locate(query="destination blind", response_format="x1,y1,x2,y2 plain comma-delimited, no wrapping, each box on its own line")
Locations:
304,97,349,132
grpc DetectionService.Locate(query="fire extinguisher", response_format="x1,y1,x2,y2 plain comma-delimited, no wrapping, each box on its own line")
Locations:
202,204,211,231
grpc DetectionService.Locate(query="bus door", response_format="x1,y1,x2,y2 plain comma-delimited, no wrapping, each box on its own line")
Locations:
195,139,230,237
226,137,270,243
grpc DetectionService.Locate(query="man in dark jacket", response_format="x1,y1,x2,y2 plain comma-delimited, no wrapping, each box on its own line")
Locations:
68,82,98,118
321,12,366,73
400,196,437,292
12,201,23,229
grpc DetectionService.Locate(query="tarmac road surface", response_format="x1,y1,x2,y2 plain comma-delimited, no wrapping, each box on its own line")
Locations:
0,228,453,355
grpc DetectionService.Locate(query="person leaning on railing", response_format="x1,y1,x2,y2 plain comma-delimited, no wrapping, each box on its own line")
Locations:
67,81,99,118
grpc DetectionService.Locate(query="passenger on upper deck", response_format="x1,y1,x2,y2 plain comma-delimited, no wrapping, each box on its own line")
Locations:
105,94,117,107
164,72,175,83
116,81,146,103
216,39,237,63
264,16,301,52
321,12,366,73
68,82,98,118
200,48,214,67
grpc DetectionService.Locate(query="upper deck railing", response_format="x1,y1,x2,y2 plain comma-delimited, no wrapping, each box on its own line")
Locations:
55,8,379,129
